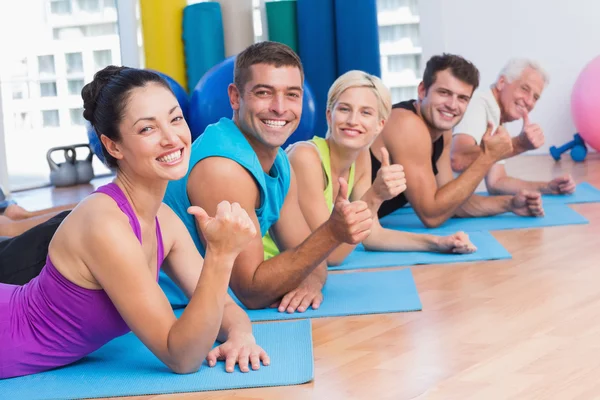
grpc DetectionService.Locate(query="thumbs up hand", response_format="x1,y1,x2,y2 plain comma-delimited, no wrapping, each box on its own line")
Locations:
372,147,407,202
328,177,373,244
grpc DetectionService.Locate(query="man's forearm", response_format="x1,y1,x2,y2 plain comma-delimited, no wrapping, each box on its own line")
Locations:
420,155,496,226
455,193,512,217
487,176,549,195
242,223,340,308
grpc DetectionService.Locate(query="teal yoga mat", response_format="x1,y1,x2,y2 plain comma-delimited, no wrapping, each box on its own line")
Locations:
240,269,422,321
331,231,511,271
380,204,588,234
0,318,314,399
183,3,226,91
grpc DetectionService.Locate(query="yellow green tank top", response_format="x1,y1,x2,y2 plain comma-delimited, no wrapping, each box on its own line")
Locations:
262,136,356,260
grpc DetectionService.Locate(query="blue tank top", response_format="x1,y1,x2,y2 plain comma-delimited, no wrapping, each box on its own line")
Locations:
162,118,291,306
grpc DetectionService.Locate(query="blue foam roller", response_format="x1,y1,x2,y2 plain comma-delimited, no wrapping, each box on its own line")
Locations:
380,204,588,234
182,3,226,93
187,56,317,142
0,318,314,400
238,269,422,322
334,0,382,77
332,231,511,271
297,0,337,137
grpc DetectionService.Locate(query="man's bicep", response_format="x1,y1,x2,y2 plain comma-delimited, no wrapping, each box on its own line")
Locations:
385,127,439,215
186,157,264,292
435,136,456,188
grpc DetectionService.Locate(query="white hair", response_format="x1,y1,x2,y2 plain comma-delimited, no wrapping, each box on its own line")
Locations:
496,58,550,86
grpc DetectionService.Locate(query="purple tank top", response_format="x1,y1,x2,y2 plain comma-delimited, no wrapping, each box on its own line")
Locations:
0,183,165,379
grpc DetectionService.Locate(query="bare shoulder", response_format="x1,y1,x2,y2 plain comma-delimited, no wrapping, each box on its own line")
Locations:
287,142,322,176
382,108,432,154
188,156,260,209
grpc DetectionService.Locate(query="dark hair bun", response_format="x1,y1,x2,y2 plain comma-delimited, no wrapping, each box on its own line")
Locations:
81,65,127,124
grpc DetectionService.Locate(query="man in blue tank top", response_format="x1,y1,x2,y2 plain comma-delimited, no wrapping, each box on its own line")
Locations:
369,54,546,227
164,42,373,313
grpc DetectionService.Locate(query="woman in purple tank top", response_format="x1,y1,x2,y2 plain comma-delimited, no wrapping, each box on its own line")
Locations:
0,67,269,379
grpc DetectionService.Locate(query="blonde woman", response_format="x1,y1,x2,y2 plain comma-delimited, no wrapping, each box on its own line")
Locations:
263,70,476,265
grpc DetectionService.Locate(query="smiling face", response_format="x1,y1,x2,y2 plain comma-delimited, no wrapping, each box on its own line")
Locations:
229,63,303,149
496,66,545,122
418,69,474,131
101,83,191,181
327,86,385,151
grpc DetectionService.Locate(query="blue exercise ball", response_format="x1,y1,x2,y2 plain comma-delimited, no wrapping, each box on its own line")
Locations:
86,121,106,165
150,70,190,122
187,56,317,144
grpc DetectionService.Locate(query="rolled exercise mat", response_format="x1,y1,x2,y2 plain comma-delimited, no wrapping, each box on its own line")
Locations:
334,0,382,77
217,0,255,57
239,269,422,321
265,0,298,52
297,0,337,137
183,2,226,91
140,0,187,89
0,319,314,400
331,231,511,271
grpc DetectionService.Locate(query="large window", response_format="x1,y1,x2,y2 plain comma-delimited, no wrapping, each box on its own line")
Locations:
50,0,72,15
93,50,112,71
70,108,85,126
37,55,56,76
42,110,60,127
40,81,58,97
377,0,422,102
67,79,84,95
65,52,84,75
0,0,122,190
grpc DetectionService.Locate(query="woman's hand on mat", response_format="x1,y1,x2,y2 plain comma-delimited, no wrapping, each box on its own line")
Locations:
509,190,545,217
276,276,324,314
329,177,373,244
372,147,407,202
436,232,477,254
188,201,257,256
206,333,270,373
547,174,576,195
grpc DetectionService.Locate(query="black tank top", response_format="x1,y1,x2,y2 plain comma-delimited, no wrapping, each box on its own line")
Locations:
371,100,444,219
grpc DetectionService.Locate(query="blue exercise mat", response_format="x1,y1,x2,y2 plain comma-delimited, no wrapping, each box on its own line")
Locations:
183,3,226,92
297,0,337,137
380,204,588,234
334,0,381,77
0,318,314,400
331,231,511,271
239,269,422,322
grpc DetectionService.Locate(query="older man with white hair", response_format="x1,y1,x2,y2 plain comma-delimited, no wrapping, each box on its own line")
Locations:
450,58,576,195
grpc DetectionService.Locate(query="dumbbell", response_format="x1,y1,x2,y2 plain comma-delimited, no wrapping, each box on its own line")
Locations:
549,133,587,162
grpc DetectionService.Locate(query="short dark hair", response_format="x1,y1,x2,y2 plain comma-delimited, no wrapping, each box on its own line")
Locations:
81,66,172,168
422,54,480,93
234,41,304,92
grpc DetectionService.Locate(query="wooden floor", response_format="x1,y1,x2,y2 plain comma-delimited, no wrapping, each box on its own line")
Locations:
14,154,600,399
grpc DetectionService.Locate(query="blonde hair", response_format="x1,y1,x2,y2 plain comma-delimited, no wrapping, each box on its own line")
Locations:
325,70,392,137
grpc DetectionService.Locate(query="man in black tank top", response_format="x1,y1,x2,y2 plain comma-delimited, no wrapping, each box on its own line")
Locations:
369,54,545,227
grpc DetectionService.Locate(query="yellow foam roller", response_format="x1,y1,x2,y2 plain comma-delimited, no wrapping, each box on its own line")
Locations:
140,0,187,90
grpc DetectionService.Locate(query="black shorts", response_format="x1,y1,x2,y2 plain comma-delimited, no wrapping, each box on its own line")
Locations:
0,210,71,285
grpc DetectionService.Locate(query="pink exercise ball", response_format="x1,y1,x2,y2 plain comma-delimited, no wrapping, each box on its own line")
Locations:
571,55,600,151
